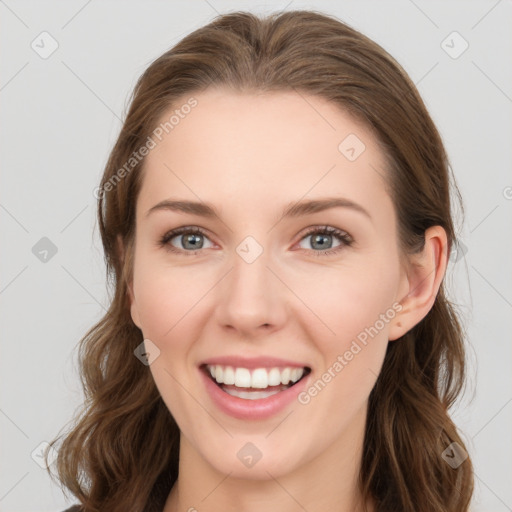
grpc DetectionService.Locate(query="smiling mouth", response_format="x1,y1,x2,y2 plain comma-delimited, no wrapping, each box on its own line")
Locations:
200,364,312,400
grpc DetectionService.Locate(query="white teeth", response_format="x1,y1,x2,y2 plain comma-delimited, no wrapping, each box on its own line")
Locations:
205,364,306,388
268,368,281,386
223,366,235,385
234,368,252,388
251,368,268,388
291,367,303,382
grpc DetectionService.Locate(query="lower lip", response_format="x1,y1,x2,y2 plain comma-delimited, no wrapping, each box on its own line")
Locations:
200,367,311,420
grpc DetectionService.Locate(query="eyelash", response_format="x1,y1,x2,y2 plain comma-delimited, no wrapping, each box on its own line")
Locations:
158,225,353,257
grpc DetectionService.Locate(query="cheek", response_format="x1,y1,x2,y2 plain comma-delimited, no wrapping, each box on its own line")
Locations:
133,276,173,336
132,264,204,415
297,268,394,424
133,261,207,337
297,262,398,347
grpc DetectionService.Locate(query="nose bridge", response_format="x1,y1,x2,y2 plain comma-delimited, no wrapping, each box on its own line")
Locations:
215,233,283,330
230,233,272,301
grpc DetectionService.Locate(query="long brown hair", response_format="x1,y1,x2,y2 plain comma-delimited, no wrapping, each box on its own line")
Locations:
46,10,474,512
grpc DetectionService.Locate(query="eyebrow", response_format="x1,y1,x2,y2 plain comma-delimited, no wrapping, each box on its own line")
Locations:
145,197,372,221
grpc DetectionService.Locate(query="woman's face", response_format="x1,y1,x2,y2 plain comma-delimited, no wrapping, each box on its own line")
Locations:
128,88,410,479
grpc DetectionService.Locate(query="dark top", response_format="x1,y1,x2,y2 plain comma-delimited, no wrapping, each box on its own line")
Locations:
62,506,81,512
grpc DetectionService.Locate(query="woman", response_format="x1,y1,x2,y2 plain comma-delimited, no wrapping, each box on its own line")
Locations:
48,9,474,512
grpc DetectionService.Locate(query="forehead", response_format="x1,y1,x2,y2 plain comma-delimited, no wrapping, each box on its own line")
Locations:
139,88,392,223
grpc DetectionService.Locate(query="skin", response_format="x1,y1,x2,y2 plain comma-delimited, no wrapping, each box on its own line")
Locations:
124,88,448,512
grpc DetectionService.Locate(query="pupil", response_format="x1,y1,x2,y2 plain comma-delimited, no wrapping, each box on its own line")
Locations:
312,234,331,250
183,234,203,250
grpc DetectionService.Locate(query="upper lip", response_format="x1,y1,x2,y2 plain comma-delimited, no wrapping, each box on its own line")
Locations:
200,355,311,370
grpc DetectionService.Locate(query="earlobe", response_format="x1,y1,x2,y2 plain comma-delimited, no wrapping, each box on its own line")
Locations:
130,292,142,330
117,234,142,330
388,226,449,341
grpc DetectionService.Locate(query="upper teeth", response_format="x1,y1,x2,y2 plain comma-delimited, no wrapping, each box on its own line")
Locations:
206,365,306,389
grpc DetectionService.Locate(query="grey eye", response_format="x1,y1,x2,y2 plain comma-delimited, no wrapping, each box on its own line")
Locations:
298,232,342,251
168,231,213,251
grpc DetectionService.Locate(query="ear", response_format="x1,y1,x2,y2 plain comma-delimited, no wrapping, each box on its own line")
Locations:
388,226,449,341
117,234,142,330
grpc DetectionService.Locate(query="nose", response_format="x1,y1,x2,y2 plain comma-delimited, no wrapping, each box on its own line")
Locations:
214,242,287,337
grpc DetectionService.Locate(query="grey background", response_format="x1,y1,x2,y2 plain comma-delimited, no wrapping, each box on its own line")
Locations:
1,1,511,511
